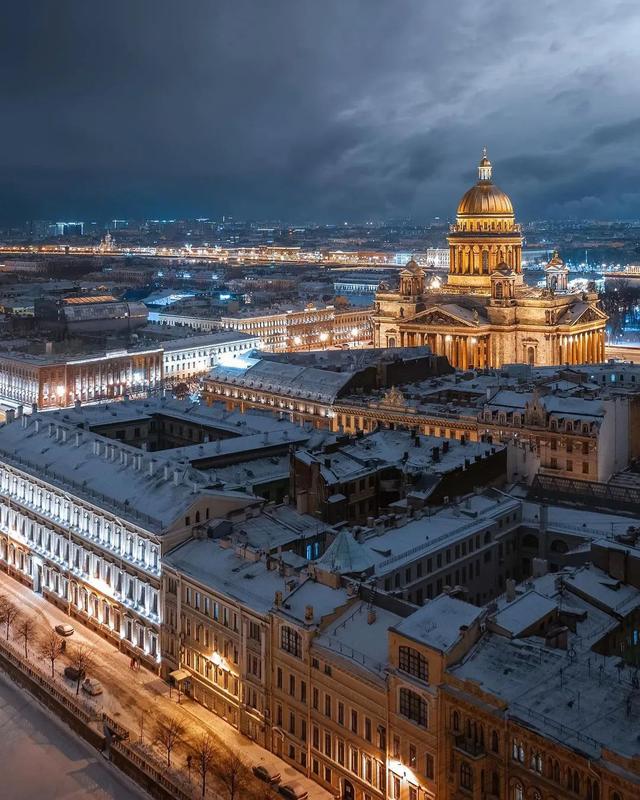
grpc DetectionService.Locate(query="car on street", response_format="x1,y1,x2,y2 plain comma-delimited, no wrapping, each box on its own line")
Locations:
81,677,103,696
278,782,308,800
252,764,281,785
55,623,74,636
64,665,85,682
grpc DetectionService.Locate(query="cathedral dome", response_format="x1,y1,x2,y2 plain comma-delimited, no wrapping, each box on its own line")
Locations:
456,149,514,217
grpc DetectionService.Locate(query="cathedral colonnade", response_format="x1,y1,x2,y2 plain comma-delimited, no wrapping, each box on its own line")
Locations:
558,329,605,365
399,330,490,369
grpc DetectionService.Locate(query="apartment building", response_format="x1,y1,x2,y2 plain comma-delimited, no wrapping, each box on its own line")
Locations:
0,408,259,670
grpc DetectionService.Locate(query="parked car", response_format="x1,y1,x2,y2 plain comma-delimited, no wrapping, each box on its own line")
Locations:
278,782,308,800
64,665,85,681
252,765,281,785
55,623,74,636
81,678,103,696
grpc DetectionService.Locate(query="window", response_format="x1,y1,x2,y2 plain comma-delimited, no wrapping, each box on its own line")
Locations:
399,689,427,727
514,783,524,800
398,646,429,682
280,626,301,657
491,730,499,753
351,709,358,734
325,695,332,717
409,744,417,767
460,762,473,790
425,753,434,779
530,751,543,773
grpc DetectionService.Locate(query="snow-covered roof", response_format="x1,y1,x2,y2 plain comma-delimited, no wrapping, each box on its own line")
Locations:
393,594,483,652
306,429,502,486
315,601,404,677
207,358,355,403
162,331,258,351
452,632,640,758
0,414,258,532
316,531,373,575
491,591,557,637
233,505,332,552
164,539,296,614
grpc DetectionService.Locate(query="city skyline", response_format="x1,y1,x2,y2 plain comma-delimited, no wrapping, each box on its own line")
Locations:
2,2,640,224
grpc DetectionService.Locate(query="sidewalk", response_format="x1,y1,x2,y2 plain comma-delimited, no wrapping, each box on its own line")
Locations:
0,571,331,800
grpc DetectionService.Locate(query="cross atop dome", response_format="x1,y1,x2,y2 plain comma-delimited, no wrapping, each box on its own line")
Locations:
478,147,492,181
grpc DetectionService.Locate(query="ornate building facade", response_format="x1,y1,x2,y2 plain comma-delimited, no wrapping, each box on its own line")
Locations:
373,151,607,368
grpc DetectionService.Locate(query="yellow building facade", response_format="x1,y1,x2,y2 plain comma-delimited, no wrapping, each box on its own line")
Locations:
373,151,607,368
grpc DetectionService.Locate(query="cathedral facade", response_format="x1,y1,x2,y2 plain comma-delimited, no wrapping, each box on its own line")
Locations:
373,151,607,368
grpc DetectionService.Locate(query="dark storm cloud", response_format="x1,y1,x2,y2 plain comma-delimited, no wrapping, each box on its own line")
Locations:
0,0,639,223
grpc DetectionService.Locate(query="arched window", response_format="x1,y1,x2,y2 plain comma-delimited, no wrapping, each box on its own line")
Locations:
587,779,600,800
460,762,473,790
491,730,499,753
398,646,429,681
388,337,397,348
514,782,524,800
452,711,460,731
280,626,301,658
399,688,428,727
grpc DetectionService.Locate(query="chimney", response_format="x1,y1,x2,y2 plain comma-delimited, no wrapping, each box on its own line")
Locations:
48,422,55,437
163,464,170,481
45,341,53,354
34,418,41,433
173,469,181,486
74,432,82,447
263,431,269,444
74,400,81,411
274,590,283,608
367,608,377,625
324,457,331,469
304,605,314,622
532,557,548,578
414,434,420,447
5,409,15,424
148,459,156,477
60,428,67,443
431,446,440,462
442,440,449,453
506,578,516,602
20,413,28,429
540,504,548,535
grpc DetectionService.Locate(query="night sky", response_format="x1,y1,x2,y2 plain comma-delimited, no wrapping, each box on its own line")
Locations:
2,1,640,224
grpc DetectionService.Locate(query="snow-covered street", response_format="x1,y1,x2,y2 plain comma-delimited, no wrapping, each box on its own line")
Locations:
0,670,145,799
0,570,331,799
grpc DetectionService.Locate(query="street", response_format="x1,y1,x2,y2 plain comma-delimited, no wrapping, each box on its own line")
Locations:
0,669,145,800
0,570,331,799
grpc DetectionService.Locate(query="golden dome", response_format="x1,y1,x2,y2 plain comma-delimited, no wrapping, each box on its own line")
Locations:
456,149,514,217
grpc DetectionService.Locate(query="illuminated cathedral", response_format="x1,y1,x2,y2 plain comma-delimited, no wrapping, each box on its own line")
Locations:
373,150,607,368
